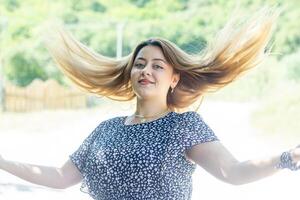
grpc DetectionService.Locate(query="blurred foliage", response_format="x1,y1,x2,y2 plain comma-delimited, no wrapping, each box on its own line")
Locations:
281,50,300,82
0,0,299,87
6,51,48,86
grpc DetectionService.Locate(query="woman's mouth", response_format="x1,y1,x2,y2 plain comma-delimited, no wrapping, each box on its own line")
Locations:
138,79,154,85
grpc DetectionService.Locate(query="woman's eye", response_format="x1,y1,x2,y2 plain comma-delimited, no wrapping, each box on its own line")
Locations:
154,65,163,69
133,63,163,69
134,63,144,68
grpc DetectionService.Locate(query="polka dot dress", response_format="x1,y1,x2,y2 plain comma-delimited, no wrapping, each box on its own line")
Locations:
70,111,219,200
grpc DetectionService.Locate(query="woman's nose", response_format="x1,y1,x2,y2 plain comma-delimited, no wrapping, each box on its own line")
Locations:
141,64,151,75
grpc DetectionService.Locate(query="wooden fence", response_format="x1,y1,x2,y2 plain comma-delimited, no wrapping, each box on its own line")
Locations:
3,79,88,112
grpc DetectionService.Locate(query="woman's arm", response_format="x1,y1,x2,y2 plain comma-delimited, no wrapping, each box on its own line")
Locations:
185,141,300,185
0,155,82,189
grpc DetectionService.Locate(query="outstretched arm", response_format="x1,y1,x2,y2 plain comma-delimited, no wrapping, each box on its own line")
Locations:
185,141,300,185
0,155,82,189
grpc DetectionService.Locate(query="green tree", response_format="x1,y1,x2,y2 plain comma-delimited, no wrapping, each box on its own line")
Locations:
6,51,48,86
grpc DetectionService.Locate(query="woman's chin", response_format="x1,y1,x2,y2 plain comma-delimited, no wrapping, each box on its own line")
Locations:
135,92,157,100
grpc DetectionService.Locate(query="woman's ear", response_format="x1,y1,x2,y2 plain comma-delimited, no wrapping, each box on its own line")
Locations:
172,73,180,88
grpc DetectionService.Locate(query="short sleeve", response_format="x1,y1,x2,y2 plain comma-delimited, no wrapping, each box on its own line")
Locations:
69,123,102,175
181,111,219,151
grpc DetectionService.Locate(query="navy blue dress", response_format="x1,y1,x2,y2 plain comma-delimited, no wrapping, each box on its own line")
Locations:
70,111,219,200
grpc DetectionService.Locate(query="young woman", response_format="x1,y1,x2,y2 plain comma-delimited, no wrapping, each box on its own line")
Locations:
1,7,299,200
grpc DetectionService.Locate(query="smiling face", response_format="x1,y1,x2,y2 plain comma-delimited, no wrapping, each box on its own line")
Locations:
130,45,180,101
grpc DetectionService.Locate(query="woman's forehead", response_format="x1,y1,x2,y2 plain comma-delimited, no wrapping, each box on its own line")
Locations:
135,45,167,61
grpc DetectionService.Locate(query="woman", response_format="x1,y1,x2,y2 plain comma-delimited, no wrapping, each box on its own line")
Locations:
0,7,299,200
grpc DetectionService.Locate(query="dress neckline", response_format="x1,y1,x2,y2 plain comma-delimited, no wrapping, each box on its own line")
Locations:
122,111,174,127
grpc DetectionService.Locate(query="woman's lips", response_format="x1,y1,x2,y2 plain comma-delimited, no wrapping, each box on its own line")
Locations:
138,79,154,85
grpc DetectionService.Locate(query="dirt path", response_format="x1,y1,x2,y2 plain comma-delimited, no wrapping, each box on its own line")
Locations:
0,101,299,200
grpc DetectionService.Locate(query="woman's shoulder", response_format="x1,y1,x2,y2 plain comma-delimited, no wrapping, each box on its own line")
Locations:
99,115,124,126
169,111,204,127
175,111,202,120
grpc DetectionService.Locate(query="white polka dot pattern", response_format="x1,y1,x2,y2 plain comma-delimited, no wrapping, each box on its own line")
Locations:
70,111,219,199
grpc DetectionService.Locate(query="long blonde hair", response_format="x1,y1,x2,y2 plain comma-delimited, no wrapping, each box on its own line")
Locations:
45,8,279,112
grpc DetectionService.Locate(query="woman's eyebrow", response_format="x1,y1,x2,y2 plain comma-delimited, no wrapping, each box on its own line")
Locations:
136,57,167,63
152,58,167,63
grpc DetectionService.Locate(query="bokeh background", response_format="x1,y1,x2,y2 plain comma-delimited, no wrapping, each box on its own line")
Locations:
0,0,300,199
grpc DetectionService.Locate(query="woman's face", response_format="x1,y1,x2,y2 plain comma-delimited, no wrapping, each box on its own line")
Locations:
130,45,180,100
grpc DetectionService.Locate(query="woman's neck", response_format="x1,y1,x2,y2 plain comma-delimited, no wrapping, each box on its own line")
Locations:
135,99,169,117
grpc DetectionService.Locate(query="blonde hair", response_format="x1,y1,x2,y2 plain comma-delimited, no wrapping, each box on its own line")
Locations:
45,8,279,112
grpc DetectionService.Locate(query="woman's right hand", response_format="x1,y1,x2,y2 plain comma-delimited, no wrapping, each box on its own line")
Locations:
0,157,82,189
